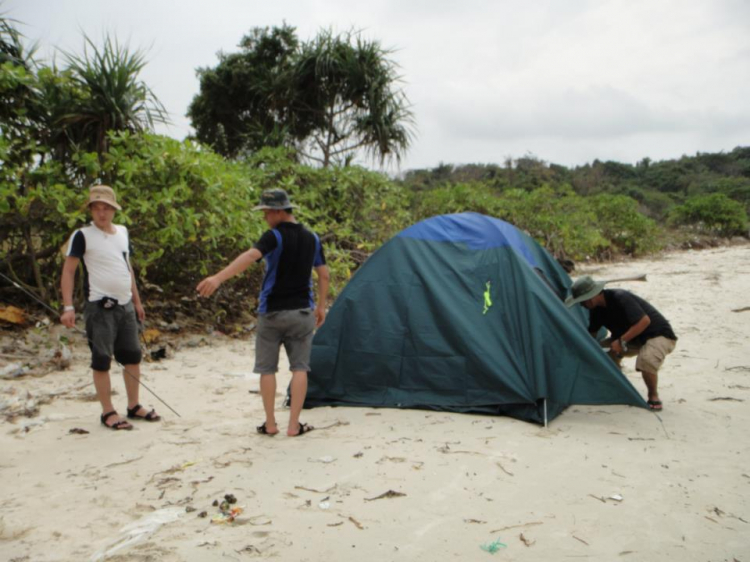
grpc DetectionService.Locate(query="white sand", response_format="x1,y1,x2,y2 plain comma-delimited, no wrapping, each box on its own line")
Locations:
1,245,749,561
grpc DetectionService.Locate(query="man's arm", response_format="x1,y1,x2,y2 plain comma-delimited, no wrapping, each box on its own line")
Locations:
314,264,330,328
197,248,263,297
60,256,79,328
611,315,651,354
129,262,146,322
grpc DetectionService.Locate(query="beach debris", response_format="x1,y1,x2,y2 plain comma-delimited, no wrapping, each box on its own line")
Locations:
0,305,26,325
365,490,406,501
731,306,750,313
348,516,364,530
708,396,744,402
328,522,343,527
150,347,167,361
90,507,183,561
212,499,219,506
519,532,535,547
198,511,208,518
573,535,590,546
318,497,331,510
309,455,336,464
68,428,89,435
224,493,237,504
490,521,543,533
294,485,337,494
608,494,624,502
588,494,606,503
464,518,486,524
211,506,243,524
480,537,507,554
0,363,28,379
353,452,364,458
142,328,162,344
496,461,514,476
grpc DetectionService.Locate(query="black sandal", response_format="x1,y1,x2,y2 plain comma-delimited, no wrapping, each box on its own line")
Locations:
101,411,133,431
256,422,278,436
292,422,314,436
126,404,161,422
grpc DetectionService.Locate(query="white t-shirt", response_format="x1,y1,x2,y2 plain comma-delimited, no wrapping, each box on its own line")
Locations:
66,224,133,304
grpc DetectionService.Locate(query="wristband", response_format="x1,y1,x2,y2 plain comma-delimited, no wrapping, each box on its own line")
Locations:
63,305,75,312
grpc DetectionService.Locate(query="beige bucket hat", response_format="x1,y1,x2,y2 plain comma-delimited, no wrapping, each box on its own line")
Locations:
87,185,122,210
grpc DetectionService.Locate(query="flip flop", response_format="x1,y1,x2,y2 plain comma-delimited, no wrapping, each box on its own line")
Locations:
291,422,314,437
256,422,278,436
126,403,161,421
647,400,663,411
100,411,133,431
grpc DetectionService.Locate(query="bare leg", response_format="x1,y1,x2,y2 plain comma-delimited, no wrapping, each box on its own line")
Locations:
259,373,279,434
94,369,130,428
641,370,659,402
122,364,141,410
287,370,308,436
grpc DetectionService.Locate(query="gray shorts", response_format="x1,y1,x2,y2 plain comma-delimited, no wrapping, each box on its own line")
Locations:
84,300,142,371
254,308,316,374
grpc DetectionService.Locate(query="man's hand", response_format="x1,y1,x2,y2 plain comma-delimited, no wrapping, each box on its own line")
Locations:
315,307,326,328
134,302,146,322
197,276,222,298
611,338,624,356
61,310,76,328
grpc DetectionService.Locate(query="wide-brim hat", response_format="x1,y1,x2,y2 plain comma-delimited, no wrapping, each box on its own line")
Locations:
565,275,606,307
252,188,297,211
87,184,122,210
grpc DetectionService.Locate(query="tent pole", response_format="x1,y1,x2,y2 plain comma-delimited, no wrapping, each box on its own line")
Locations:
543,399,548,428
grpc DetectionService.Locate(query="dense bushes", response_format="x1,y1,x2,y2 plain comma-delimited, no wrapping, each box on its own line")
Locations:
669,193,748,237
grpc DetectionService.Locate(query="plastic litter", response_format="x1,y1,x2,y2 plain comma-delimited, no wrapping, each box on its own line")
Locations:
609,494,624,502
480,537,507,554
90,507,183,561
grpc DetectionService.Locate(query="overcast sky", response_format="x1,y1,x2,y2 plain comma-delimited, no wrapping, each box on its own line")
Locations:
5,0,750,172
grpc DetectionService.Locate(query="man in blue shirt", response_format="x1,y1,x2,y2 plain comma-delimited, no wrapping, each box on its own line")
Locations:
197,189,329,436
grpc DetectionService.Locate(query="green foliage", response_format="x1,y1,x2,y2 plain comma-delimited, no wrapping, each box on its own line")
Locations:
669,193,748,237
188,25,414,167
61,34,167,157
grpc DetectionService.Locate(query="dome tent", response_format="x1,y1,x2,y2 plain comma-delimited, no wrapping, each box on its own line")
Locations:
306,213,647,424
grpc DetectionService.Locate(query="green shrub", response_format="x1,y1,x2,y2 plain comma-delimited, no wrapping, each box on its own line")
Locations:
669,193,748,237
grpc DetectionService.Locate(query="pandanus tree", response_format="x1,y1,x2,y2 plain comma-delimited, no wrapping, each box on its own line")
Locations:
60,35,168,158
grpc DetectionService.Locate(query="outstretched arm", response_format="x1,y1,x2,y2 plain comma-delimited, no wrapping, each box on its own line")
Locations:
196,248,263,297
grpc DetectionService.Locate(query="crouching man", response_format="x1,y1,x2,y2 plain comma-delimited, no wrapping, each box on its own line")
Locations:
566,276,677,411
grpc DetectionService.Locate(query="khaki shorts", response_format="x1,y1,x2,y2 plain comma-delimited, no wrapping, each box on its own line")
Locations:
254,308,316,374
634,336,676,374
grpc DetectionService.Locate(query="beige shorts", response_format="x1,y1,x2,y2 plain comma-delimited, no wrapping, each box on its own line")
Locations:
634,336,676,374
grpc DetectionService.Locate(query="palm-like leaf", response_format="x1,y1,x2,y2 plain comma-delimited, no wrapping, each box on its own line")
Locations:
61,34,167,156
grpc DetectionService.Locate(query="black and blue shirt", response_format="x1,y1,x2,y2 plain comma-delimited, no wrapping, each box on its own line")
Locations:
254,222,326,314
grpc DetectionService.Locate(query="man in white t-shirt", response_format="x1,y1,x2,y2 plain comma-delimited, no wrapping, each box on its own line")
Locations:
60,185,160,430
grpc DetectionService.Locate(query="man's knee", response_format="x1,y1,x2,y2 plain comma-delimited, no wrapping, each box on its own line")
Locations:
91,354,112,372
114,349,142,366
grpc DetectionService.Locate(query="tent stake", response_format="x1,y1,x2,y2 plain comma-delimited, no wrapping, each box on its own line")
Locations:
543,399,548,428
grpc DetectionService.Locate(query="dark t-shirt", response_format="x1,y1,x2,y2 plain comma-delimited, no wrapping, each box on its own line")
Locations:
254,222,326,314
588,289,677,346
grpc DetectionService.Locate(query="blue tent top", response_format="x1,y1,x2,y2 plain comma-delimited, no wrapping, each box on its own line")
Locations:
398,212,538,266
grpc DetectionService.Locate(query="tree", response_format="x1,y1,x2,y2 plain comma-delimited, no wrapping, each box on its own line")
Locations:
188,24,303,159
290,29,413,167
188,26,414,167
60,35,167,158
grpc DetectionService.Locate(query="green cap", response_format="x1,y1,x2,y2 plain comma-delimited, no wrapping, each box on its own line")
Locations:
565,275,606,307
252,188,297,210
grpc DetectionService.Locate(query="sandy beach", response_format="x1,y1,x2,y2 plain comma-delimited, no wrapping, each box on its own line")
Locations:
1,245,749,562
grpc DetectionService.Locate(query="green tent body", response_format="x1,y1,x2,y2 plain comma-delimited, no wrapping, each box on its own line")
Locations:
306,213,648,424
